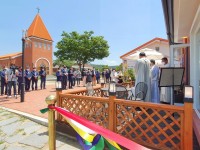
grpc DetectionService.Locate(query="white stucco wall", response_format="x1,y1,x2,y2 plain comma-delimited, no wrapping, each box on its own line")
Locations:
123,40,170,70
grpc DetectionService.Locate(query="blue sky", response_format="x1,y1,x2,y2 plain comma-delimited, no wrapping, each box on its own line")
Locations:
0,0,167,66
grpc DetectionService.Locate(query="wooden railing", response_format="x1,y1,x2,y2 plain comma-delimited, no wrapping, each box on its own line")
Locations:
122,81,134,87
56,88,192,150
113,100,184,150
63,86,102,97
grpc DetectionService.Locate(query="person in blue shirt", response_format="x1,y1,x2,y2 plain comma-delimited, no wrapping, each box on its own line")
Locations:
96,69,100,84
31,67,39,90
56,68,63,82
150,59,160,103
16,67,24,95
61,66,68,89
68,67,74,89
39,67,46,89
105,69,110,83
0,66,7,95
25,67,32,91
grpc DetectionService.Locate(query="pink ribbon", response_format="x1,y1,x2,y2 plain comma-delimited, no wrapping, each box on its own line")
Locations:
49,106,149,150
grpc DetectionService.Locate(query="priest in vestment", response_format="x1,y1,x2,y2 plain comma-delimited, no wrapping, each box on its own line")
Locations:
150,59,160,103
134,52,151,101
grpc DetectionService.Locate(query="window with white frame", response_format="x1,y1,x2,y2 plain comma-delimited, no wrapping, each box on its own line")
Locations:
155,47,160,51
44,43,47,49
35,42,38,48
47,44,51,50
25,43,28,48
39,42,42,48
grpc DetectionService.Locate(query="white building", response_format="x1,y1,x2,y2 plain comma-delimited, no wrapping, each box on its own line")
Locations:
162,0,200,144
120,37,169,70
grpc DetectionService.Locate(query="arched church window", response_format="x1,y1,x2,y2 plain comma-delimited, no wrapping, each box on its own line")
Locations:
39,42,42,48
35,42,38,48
47,44,51,50
44,43,46,49
25,43,28,48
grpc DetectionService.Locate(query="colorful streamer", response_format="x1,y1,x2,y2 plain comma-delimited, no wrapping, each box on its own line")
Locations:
48,106,149,150
62,113,120,149
76,134,105,150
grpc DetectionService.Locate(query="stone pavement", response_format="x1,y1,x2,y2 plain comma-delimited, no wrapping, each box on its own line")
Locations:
0,108,81,150
0,81,100,118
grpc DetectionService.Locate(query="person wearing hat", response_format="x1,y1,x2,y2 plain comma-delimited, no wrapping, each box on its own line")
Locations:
134,52,151,101
39,67,46,89
31,67,39,90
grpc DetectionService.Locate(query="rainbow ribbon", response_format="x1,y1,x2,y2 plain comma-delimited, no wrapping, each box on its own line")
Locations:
46,106,149,150
62,113,120,149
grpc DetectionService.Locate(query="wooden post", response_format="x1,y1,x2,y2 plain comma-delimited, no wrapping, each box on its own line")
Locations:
100,83,104,97
101,83,104,88
45,95,57,150
56,90,62,121
183,100,193,150
108,95,115,131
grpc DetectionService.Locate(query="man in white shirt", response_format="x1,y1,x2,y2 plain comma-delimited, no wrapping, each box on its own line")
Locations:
5,65,17,97
111,69,118,82
160,57,171,103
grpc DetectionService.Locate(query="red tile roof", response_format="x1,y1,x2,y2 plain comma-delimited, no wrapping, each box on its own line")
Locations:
120,37,168,59
0,52,22,59
27,14,52,41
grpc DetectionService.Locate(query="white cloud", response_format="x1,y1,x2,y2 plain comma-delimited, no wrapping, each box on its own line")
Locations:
104,59,118,66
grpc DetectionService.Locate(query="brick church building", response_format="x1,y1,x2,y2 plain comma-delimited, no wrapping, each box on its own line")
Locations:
0,12,53,74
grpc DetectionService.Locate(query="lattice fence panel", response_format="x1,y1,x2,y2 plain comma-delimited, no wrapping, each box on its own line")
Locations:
73,91,87,96
93,88,102,97
71,88,102,97
60,96,109,128
114,103,183,150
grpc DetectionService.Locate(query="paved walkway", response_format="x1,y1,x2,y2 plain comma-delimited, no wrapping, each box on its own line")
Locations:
0,108,81,150
0,81,100,118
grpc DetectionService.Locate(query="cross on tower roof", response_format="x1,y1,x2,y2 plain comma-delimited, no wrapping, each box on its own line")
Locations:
36,7,40,13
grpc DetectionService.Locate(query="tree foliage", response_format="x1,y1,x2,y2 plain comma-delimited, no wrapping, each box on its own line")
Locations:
124,69,135,81
116,63,123,71
53,59,75,68
55,31,109,68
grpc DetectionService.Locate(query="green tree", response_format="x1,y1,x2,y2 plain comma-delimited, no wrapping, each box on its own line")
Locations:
53,59,75,68
124,69,135,81
55,31,109,70
116,63,123,71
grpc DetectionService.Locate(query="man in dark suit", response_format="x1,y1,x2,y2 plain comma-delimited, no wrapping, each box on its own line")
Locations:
56,68,63,82
61,66,68,89
68,67,74,89
39,67,46,89
0,66,7,95
25,67,32,91
16,67,23,95
31,67,39,90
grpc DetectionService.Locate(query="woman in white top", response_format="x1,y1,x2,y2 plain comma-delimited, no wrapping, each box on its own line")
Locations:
110,69,118,82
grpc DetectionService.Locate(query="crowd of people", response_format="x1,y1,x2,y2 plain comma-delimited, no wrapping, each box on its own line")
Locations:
0,64,46,98
56,66,124,89
1,55,169,103
134,52,170,103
